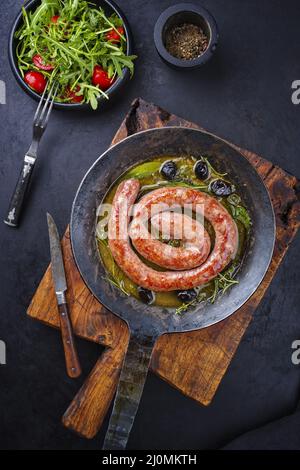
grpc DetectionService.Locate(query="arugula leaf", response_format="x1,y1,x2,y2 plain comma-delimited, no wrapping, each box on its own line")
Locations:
15,0,137,109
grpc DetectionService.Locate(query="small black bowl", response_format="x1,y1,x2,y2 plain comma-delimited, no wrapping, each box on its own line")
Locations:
154,3,218,69
8,0,133,110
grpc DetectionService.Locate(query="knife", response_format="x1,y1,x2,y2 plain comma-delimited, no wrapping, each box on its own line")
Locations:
47,213,82,378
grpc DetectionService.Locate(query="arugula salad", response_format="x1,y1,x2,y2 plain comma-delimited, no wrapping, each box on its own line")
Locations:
15,0,136,109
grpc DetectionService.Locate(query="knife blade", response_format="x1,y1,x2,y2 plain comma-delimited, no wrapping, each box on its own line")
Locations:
47,213,67,298
47,213,82,378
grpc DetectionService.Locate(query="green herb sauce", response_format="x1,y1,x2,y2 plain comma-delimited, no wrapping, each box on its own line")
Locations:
97,156,252,313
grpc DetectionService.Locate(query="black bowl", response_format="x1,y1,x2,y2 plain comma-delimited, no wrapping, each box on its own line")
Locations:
8,0,133,110
154,3,218,69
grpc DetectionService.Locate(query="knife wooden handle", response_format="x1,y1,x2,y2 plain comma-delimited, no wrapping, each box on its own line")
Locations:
58,303,82,379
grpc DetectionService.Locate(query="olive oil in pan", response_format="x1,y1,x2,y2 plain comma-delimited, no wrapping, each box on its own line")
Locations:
97,156,251,311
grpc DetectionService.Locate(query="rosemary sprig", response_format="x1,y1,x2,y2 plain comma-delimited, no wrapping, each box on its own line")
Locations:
103,275,130,297
175,265,239,315
97,236,131,297
202,156,227,178
175,291,207,315
207,266,239,304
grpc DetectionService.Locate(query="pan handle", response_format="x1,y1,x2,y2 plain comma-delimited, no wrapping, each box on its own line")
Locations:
102,333,156,450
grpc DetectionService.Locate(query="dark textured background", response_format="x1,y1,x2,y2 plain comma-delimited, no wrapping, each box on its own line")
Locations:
0,0,300,450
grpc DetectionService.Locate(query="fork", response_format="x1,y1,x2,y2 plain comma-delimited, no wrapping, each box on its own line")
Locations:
4,81,59,227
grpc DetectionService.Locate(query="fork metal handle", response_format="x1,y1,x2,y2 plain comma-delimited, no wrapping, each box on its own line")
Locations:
4,155,36,227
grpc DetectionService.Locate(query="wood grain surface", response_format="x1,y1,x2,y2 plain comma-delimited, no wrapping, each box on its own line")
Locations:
27,98,300,439
57,302,82,379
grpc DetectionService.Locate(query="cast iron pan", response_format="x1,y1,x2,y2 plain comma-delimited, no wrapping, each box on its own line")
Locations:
70,127,275,449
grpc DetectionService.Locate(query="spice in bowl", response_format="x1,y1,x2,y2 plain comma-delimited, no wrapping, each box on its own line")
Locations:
165,23,208,60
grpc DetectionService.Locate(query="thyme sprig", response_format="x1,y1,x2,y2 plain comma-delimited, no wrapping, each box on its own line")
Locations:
175,291,207,316
97,236,131,297
103,276,130,297
175,265,239,315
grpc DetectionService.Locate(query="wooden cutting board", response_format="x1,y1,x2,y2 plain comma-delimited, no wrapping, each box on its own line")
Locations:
27,98,300,439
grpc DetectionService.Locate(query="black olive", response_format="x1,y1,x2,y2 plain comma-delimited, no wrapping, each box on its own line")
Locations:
177,289,197,303
210,179,233,197
138,287,155,305
160,161,177,180
194,160,209,180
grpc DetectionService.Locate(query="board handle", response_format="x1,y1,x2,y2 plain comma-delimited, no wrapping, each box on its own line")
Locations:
62,338,128,439
102,333,155,450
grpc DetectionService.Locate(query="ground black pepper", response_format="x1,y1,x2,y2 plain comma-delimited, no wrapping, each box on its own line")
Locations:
165,23,208,60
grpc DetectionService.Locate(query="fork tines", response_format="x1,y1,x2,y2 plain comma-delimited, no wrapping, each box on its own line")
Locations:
34,81,59,129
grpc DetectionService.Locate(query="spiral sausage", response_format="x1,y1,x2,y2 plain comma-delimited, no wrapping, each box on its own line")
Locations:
130,211,211,270
108,178,238,292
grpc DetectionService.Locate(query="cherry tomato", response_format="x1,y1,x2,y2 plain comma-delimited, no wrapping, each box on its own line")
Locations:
32,54,54,71
106,27,124,43
24,71,47,94
92,65,114,90
51,15,60,23
66,85,84,103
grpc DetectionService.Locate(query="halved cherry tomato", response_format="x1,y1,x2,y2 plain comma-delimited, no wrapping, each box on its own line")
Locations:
24,71,47,94
32,54,54,71
106,26,124,43
66,85,84,103
51,15,60,23
92,65,114,90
